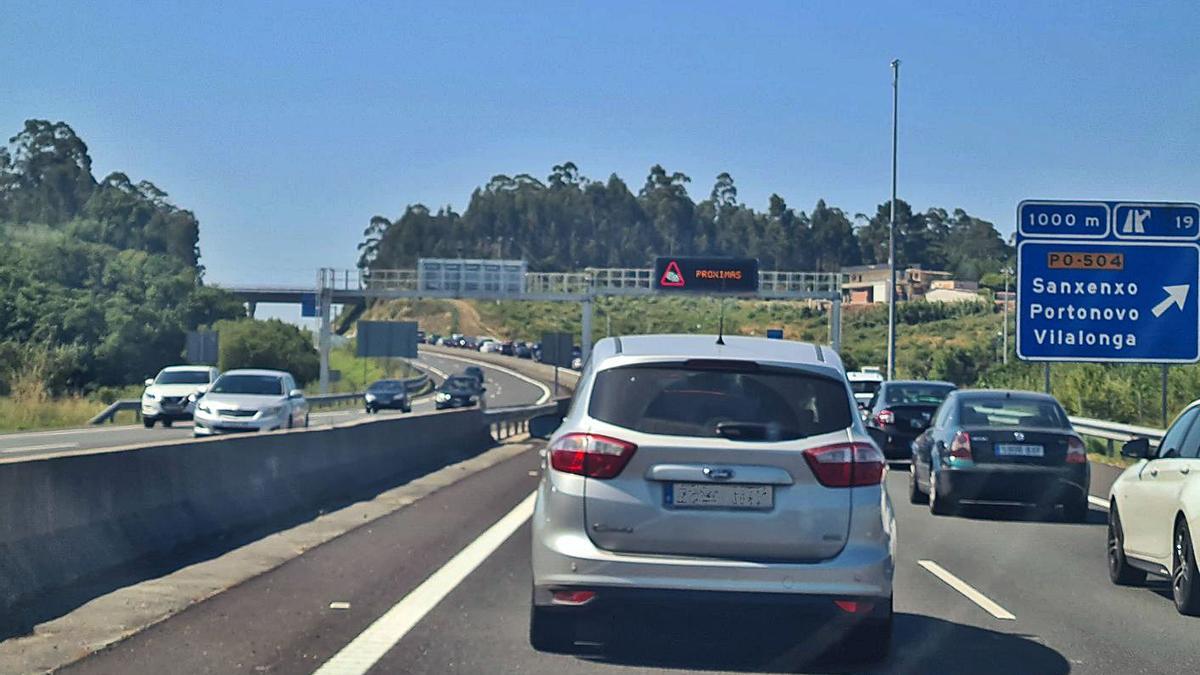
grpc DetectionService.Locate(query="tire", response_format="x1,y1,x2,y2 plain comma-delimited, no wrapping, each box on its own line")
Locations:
1172,520,1200,615
162,419,173,428
929,472,956,516
837,598,892,663
143,418,155,429
1107,506,1146,586
1062,495,1088,523
403,405,411,413
529,606,575,653
908,464,927,504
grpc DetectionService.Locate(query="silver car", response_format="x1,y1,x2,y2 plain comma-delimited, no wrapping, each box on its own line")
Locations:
193,369,309,437
528,335,895,658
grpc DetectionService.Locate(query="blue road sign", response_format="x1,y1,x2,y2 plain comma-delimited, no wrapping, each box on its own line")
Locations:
300,293,317,318
766,328,783,339
1018,200,1200,363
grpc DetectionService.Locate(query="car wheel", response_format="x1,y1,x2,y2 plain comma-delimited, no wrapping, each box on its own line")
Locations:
162,419,173,428
908,464,927,504
1172,520,1200,615
929,473,955,516
837,598,892,663
1062,495,1088,523
529,605,575,653
143,417,155,429
403,405,411,413
1107,506,1146,586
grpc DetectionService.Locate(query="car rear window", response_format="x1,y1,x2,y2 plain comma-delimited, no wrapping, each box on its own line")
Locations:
588,363,854,440
958,397,1070,429
210,375,284,396
849,380,881,395
884,384,955,405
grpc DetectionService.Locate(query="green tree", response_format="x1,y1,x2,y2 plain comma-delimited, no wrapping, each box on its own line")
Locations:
216,319,320,385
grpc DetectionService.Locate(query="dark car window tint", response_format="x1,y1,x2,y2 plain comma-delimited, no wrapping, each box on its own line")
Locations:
156,370,212,385
884,384,955,405
1159,407,1200,459
850,381,881,395
1178,410,1200,459
957,397,1069,429
210,375,285,396
369,380,406,392
933,398,954,428
589,364,853,440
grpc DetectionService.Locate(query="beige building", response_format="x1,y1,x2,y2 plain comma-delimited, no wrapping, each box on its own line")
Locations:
841,264,954,304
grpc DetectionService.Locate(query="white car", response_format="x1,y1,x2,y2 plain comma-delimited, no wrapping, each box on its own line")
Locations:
1108,400,1200,614
141,365,219,428
192,369,309,437
478,338,502,353
847,370,885,409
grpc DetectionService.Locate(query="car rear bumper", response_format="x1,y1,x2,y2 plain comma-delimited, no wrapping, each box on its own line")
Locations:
532,530,893,605
937,465,1088,505
868,427,921,459
531,585,892,621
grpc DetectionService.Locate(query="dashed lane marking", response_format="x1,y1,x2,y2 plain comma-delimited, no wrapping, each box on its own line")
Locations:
918,559,1016,621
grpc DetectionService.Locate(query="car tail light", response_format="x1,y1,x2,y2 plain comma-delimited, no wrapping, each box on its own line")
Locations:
549,433,637,478
949,430,972,460
552,590,596,606
873,409,895,426
834,599,875,614
802,442,885,487
1066,436,1087,464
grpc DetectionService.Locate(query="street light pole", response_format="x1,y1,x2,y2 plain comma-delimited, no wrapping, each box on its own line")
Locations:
887,59,900,380
1002,265,1013,365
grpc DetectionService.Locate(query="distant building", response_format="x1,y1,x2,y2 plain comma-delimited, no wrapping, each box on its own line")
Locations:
926,287,985,304
841,264,954,304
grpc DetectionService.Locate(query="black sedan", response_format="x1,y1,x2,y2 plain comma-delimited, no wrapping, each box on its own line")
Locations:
435,376,483,410
864,380,956,460
910,390,1090,520
364,379,411,413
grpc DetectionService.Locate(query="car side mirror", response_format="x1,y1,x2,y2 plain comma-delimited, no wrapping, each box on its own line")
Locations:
1121,437,1152,459
289,389,304,399
528,413,562,440
197,385,208,394
144,378,155,387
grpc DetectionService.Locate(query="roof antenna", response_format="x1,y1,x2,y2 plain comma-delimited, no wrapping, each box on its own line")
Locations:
716,297,726,346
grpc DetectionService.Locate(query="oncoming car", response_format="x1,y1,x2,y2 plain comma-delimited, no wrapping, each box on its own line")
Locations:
527,335,894,658
364,379,411,413
141,365,219,428
434,375,482,409
193,369,309,436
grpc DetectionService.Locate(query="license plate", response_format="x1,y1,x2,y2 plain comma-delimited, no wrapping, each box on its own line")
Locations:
665,483,773,509
996,443,1044,457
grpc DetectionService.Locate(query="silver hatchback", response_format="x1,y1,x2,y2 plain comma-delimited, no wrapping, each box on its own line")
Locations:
528,335,895,657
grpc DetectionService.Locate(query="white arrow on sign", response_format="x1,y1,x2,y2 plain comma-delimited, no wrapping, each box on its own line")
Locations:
1152,284,1190,318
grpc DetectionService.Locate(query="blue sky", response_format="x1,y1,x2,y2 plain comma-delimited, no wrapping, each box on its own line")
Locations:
4,0,1198,293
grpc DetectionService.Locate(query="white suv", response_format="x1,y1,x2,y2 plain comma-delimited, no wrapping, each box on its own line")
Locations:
527,335,895,658
141,365,219,428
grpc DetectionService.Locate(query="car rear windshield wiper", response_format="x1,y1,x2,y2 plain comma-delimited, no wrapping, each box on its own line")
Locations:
714,421,800,442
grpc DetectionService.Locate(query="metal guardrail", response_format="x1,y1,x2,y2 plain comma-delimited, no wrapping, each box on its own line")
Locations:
89,374,432,425
483,401,563,441
1069,415,1164,456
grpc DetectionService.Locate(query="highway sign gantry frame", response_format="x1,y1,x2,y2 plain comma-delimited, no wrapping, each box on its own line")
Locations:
1016,200,1200,364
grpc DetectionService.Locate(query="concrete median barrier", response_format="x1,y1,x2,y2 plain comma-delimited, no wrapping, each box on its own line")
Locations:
0,409,494,611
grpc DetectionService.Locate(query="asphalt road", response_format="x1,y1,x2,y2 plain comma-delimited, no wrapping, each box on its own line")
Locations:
0,352,543,461
58,450,1196,675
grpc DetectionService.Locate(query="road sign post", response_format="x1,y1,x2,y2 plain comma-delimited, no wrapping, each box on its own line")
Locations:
1017,200,1200,365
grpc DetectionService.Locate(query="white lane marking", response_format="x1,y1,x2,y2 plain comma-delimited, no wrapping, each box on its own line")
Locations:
918,560,1016,621
1089,495,1109,510
4,442,80,454
419,361,450,380
0,425,138,440
313,491,536,675
420,352,550,404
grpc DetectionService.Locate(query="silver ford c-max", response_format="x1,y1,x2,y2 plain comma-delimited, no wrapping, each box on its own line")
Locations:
529,335,895,658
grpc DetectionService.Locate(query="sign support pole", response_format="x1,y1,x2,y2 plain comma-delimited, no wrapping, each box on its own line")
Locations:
1162,364,1169,428
553,366,559,398
1043,363,1051,394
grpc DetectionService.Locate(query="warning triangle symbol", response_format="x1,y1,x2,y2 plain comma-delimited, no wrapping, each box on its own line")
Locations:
660,260,685,287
